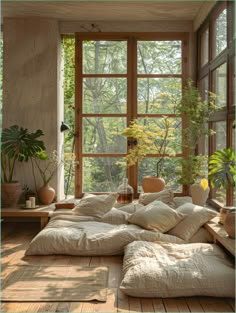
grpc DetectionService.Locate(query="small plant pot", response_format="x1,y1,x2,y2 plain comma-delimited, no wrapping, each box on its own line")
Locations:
142,176,165,193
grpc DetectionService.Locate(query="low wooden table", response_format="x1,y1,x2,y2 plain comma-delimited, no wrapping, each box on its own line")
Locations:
1,205,55,229
204,216,235,257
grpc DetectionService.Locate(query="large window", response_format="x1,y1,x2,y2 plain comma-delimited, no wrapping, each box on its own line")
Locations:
197,1,235,206
71,33,188,197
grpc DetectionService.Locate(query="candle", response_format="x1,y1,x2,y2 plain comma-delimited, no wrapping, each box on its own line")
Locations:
25,200,31,208
30,197,36,208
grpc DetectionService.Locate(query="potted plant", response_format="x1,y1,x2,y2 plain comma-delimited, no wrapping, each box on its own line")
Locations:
1,125,45,207
33,150,64,204
209,147,236,238
177,79,217,201
121,116,177,192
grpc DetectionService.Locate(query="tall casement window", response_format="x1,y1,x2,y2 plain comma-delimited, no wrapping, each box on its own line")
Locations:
197,1,235,206
72,33,188,197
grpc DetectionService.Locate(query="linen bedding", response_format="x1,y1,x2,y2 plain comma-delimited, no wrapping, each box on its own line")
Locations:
25,214,184,256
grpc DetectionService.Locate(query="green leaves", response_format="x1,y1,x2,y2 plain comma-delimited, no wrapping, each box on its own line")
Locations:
1,125,45,182
209,148,236,189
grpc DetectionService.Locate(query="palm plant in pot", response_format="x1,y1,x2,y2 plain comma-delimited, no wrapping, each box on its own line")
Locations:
121,116,177,192
209,147,236,238
1,125,45,207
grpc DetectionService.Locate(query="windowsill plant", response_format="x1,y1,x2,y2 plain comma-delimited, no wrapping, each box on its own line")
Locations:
120,116,177,192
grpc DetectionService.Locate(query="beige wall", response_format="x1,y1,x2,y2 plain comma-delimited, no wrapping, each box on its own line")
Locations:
3,18,64,199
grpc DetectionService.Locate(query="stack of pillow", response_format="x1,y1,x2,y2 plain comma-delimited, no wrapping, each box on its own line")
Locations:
70,189,216,243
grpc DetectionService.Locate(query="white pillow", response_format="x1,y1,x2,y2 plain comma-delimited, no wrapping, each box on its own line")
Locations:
138,189,174,206
168,203,217,241
117,203,144,214
120,241,235,298
128,200,184,232
173,196,192,208
72,194,117,218
189,227,213,243
100,208,131,225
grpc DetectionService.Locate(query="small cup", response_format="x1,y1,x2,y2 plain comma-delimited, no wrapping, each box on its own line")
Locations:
29,196,36,208
25,200,31,208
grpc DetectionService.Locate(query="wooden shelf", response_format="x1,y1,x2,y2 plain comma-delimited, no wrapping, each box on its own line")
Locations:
204,216,235,257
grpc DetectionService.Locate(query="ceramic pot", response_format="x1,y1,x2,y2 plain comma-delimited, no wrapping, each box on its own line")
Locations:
142,176,165,193
1,182,22,208
190,183,210,206
224,209,236,239
38,183,55,205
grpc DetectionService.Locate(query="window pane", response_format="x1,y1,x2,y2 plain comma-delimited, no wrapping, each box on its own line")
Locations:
198,76,209,154
83,157,126,192
200,28,209,67
137,78,182,114
138,157,182,193
83,41,127,74
137,41,182,74
83,117,126,153
213,8,227,58
212,63,227,108
83,78,127,113
215,121,227,150
138,117,182,154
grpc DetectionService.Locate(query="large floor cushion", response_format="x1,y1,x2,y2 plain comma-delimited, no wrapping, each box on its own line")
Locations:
120,241,235,298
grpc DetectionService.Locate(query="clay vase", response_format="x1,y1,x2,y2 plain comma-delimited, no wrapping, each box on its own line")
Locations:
224,209,236,239
142,176,165,193
190,183,210,206
1,182,22,208
38,183,55,205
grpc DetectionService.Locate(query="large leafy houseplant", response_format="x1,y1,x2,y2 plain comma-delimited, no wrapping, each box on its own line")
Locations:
1,125,45,207
1,125,45,183
209,148,236,191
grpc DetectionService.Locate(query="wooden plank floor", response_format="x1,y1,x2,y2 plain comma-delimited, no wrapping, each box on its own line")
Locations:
1,222,235,313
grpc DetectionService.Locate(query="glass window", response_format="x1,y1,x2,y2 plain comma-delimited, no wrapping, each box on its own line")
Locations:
137,78,181,114
215,121,227,150
200,28,209,67
212,63,227,108
83,40,127,74
137,41,182,74
213,8,227,58
83,78,127,114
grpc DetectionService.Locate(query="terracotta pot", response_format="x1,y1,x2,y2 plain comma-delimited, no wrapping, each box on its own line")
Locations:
142,176,165,193
1,182,22,208
224,209,236,239
190,183,210,206
38,183,55,205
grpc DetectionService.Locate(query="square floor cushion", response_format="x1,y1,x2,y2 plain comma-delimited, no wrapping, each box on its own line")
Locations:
120,241,235,298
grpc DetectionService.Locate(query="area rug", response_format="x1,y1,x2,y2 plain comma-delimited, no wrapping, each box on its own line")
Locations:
2,265,108,302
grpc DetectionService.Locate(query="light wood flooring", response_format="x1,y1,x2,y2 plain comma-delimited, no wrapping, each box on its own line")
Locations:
1,222,235,313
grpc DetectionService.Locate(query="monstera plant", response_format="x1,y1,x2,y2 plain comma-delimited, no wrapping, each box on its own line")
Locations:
1,125,45,207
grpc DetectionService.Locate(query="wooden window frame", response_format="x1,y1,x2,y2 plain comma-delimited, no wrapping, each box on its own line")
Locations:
197,1,235,207
74,32,189,197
